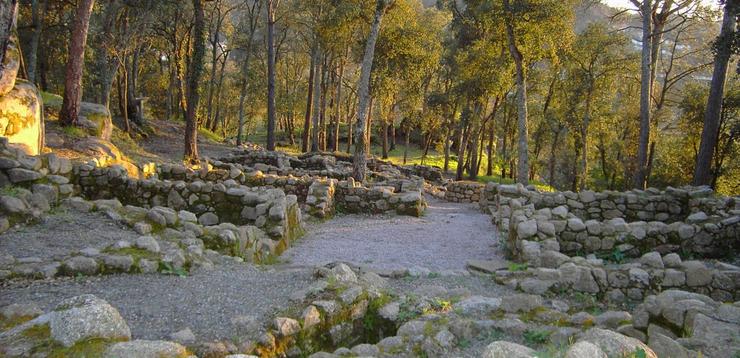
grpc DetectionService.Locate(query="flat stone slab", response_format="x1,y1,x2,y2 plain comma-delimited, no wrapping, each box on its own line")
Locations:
466,259,510,274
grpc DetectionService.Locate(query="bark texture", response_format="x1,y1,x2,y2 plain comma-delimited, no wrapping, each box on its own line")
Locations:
59,0,95,126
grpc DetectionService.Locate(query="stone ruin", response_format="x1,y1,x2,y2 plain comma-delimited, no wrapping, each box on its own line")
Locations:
2,132,739,357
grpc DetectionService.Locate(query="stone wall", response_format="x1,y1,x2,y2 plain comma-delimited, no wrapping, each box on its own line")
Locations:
444,181,484,203
156,159,426,218
484,183,739,259
74,164,302,241
481,182,734,223
334,177,426,217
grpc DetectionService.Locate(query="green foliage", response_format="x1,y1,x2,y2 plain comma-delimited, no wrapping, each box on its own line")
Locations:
597,248,625,264
508,263,528,272
159,262,188,277
523,329,552,345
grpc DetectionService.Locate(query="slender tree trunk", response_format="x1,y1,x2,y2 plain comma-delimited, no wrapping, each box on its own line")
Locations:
504,0,529,185
184,0,206,162
443,123,451,173
353,0,388,181
26,0,45,85
693,0,737,186
237,0,261,146
549,126,561,186
403,127,410,164
120,63,130,135
456,104,471,181
302,44,317,152
206,14,223,129
366,96,374,154
633,0,653,189
319,56,329,151
310,50,322,152
486,120,494,176
332,58,344,151
210,52,228,132
382,116,389,159
59,0,95,126
265,0,278,151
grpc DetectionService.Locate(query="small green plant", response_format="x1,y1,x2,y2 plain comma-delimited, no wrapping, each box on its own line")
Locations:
508,263,529,272
427,272,440,278
0,185,24,197
598,247,626,264
159,262,187,277
523,329,552,345
61,125,87,138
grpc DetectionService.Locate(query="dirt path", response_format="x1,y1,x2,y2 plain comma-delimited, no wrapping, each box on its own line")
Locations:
0,264,314,342
283,197,503,273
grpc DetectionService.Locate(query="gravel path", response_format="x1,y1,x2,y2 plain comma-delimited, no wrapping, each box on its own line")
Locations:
0,210,139,261
283,197,502,272
0,263,314,341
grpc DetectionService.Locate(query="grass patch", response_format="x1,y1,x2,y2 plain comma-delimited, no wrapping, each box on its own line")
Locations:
523,329,552,345
198,128,224,143
61,126,87,139
40,91,62,109
0,185,24,197
508,263,529,272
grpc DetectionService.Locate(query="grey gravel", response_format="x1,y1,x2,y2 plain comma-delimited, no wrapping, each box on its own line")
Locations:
0,210,140,260
0,263,314,341
283,198,501,271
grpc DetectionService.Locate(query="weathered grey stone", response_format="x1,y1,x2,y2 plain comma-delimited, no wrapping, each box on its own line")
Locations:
170,328,196,344
681,261,713,287
594,311,632,329
301,305,321,329
198,212,219,226
62,256,98,275
454,296,502,316
50,295,131,347
517,220,538,239
481,341,536,358
134,236,160,253
579,328,656,358
648,333,693,358
567,218,586,232
565,341,607,358
274,317,300,337
501,294,542,313
640,252,664,269
104,340,187,358
329,263,357,284
379,302,400,321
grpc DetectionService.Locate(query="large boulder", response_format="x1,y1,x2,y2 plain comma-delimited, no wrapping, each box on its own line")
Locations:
0,80,44,155
49,294,131,347
578,328,657,358
482,341,536,358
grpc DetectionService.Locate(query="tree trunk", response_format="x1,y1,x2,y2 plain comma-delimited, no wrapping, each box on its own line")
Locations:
265,0,278,151
310,49,322,152
236,0,261,146
184,0,206,162
0,0,17,68
693,0,737,186
486,120,494,176
319,56,329,151
549,126,561,186
456,104,471,181
353,0,388,181
59,0,95,126
366,96,374,154
332,58,344,152
381,116,388,159
443,124,451,173
206,13,223,130
210,51,228,132
403,127,410,164
633,0,653,189
504,0,529,185
26,0,45,85
302,43,317,152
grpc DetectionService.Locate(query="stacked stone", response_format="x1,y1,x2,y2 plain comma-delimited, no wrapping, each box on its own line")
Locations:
306,178,336,218
444,181,484,203
482,182,738,223
400,164,444,183
623,290,740,358
0,139,75,232
496,249,740,302
509,203,738,258
74,163,302,241
334,178,426,217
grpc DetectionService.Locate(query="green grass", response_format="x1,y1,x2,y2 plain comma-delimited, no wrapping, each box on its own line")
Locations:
198,128,224,143
40,91,62,109
61,125,87,139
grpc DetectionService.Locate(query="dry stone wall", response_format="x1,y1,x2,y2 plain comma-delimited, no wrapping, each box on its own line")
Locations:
444,181,484,203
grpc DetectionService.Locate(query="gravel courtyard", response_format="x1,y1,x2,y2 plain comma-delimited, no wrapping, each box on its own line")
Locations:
282,197,502,272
